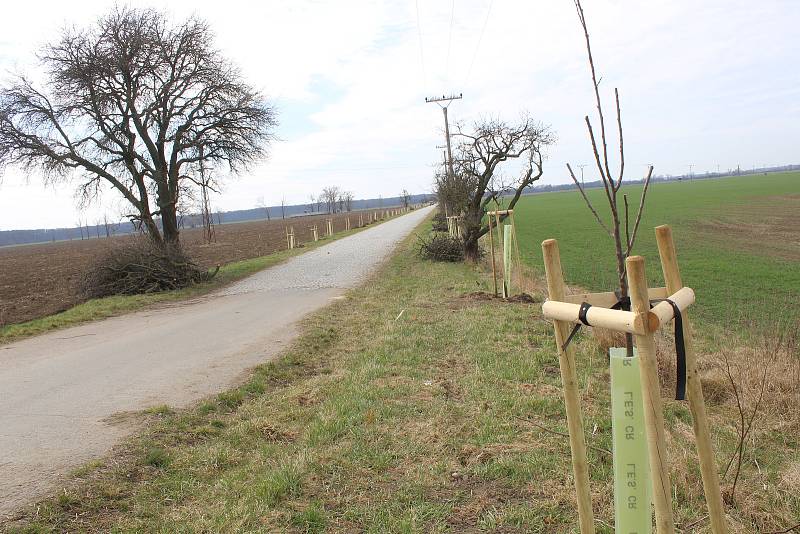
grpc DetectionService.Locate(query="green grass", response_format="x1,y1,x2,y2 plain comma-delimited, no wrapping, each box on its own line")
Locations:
0,221,385,345
511,172,800,334
8,218,798,533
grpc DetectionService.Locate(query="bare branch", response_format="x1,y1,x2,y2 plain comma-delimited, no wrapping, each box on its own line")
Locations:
614,88,625,191
624,165,653,256
566,162,611,235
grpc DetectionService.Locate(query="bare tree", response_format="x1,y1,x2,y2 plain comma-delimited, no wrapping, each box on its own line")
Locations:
255,195,270,221
0,7,277,248
342,191,354,212
280,197,286,219
567,0,655,354
400,189,411,209
308,194,316,213
453,115,554,261
321,186,340,214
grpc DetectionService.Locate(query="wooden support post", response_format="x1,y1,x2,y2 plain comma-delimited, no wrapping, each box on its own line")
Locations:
542,239,595,534
627,256,675,534
488,215,498,296
346,217,351,231
327,219,333,236
289,226,295,249
656,226,727,534
312,225,318,242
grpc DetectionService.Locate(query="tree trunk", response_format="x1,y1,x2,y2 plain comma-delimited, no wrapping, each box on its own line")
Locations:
463,235,481,262
161,208,180,246
462,211,483,262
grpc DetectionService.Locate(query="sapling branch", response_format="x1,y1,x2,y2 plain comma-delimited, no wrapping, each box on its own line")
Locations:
625,165,654,256
566,162,611,235
624,193,631,249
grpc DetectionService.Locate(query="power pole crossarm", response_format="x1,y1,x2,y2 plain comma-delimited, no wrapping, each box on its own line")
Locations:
426,93,463,183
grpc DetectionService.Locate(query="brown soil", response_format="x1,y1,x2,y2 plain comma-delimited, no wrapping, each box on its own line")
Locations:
457,291,539,304
0,210,384,326
696,194,800,261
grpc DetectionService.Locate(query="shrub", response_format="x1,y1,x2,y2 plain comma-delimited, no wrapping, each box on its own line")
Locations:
417,233,464,262
431,211,448,232
80,238,217,299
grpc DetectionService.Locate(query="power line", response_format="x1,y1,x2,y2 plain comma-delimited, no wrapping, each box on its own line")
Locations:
463,0,494,86
414,0,427,90
445,0,455,85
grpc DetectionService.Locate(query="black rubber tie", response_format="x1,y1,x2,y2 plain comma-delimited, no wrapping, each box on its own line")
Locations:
665,299,687,401
561,301,592,352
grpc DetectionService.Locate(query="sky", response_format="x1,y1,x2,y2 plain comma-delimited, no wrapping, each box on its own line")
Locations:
0,0,798,230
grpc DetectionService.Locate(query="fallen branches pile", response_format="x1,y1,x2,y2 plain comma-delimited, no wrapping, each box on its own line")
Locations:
417,233,464,262
81,239,218,298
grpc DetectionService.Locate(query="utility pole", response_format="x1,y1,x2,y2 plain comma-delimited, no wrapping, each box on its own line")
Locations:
425,93,462,180
577,164,587,187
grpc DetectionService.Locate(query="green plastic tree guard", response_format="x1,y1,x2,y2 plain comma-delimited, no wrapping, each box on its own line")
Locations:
610,347,652,533
503,224,512,298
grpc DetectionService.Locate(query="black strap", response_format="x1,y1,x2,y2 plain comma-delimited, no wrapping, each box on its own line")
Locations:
561,301,592,351
666,299,687,400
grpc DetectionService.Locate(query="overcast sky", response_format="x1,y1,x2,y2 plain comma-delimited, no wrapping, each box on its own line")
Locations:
0,0,797,230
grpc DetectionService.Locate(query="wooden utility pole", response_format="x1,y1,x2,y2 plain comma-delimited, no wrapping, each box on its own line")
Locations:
425,93,462,180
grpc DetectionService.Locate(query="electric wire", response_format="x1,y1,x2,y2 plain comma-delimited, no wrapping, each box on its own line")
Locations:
463,0,493,86
445,0,455,85
414,0,427,91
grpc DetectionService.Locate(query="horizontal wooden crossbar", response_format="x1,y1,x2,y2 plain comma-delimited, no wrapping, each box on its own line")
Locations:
542,287,695,334
563,287,668,307
648,287,695,330
486,209,513,216
542,301,646,334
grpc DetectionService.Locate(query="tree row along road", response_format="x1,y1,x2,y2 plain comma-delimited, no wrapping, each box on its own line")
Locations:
0,205,434,517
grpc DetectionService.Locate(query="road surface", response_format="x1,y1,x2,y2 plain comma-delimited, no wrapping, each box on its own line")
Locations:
0,205,433,518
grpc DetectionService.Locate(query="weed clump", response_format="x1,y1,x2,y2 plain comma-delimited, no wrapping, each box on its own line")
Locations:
143,447,170,469
417,233,464,262
80,238,217,298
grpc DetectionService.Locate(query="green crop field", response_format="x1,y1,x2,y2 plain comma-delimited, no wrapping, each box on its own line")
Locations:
511,171,800,335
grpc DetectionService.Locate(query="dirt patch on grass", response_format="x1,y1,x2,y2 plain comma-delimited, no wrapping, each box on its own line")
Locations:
696,194,800,261
454,291,539,306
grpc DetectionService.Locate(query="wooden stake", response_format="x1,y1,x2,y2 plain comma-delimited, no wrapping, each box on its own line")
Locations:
627,255,675,534
488,215,498,296
655,225,728,534
541,239,595,534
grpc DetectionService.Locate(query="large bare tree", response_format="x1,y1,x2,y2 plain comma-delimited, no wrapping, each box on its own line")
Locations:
321,185,341,214
0,7,277,247
451,115,554,261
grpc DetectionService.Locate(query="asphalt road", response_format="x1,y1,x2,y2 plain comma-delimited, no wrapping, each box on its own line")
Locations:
0,205,434,518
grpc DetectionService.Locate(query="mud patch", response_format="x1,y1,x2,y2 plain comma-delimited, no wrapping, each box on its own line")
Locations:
695,194,800,261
